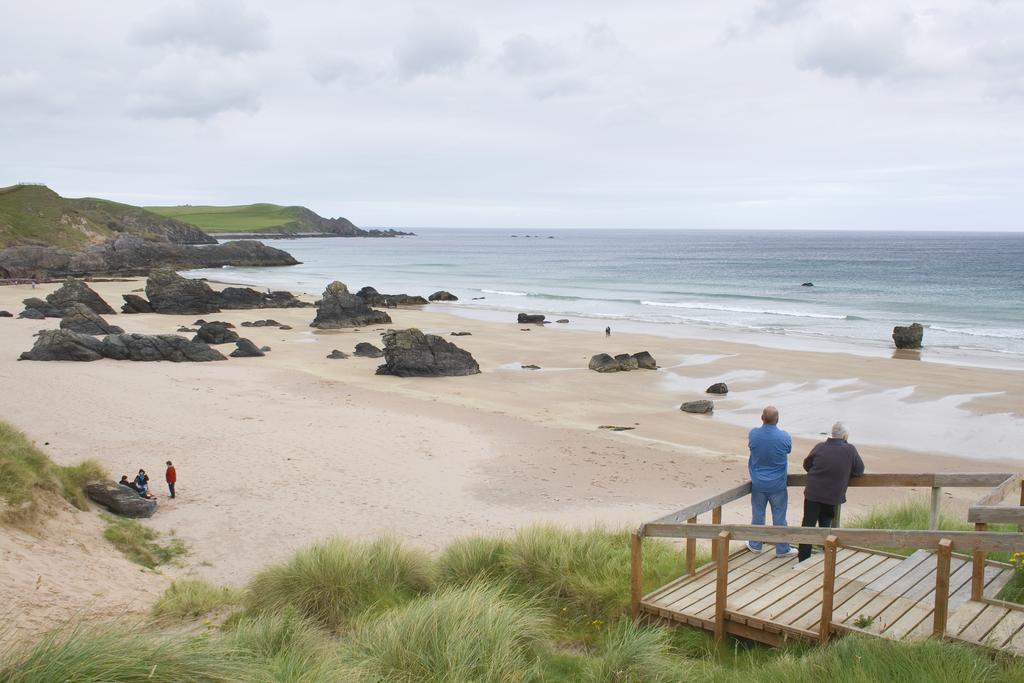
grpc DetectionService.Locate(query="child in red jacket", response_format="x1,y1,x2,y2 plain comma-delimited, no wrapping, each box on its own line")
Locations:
165,461,177,499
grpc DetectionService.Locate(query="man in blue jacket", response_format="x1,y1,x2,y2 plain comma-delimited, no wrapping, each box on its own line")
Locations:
747,405,797,556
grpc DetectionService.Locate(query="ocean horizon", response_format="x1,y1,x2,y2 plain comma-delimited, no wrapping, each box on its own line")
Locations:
187,228,1024,368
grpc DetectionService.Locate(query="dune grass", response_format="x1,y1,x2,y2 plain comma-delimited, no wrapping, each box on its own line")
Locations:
244,536,434,630
102,514,187,569
0,420,106,521
152,579,243,619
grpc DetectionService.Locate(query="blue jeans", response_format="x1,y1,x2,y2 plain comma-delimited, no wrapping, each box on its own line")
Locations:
749,489,792,554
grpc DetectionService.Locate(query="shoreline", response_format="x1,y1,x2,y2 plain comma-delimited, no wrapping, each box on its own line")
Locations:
1,276,1023,640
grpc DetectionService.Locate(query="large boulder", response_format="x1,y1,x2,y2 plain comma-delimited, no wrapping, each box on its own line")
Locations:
19,329,227,362
45,278,115,314
192,321,240,345
632,351,657,369
356,286,428,307
680,400,714,414
0,310,11,318
892,323,924,349
706,382,729,394
354,342,384,358
145,268,220,314
615,354,640,371
375,328,480,377
59,303,124,335
588,353,621,372
230,338,265,357
311,281,392,329
216,287,312,310
85,481,157,518
20,297,63,318
121,294,154,314
428,290,458,301
517,314,546,324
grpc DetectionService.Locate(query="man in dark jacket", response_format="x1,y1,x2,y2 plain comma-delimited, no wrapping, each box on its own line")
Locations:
798,422,865,562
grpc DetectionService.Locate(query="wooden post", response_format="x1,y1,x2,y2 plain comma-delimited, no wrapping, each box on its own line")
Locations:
686,516,697,576
712,506,722,524
1019,480,1024,533
630,530,643,619
972,522,987,601
714,530,731,642
933,538,953,637
929,487,942,530
819,535,838,645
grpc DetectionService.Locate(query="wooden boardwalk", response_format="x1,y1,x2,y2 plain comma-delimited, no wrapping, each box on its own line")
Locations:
642,545,1024,651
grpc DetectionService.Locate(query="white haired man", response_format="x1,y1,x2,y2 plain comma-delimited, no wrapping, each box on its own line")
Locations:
797,422,865,563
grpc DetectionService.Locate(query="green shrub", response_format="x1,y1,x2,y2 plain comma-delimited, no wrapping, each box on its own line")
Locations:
102,514,187,569
152,578,242,619
245,536,434,629
338,584,547,683
0,624,249,682
0,420,106,516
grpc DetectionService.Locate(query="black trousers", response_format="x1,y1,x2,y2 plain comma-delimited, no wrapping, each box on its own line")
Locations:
798,499,836,561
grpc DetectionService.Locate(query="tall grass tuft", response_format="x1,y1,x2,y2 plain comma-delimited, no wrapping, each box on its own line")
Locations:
585,619,676,682
245,536,434,629
222,609,335,682
436,535,509,585
0,624,250,682
102,514,187,569
152,578,243,619
338,583,547,683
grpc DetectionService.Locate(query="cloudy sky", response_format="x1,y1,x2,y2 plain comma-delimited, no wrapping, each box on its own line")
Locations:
1,1,1022,230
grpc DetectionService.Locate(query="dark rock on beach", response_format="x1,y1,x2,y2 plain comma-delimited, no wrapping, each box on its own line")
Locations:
19,329,227,362
589,353,621,373
632,351,657,370
120,294,154,314
706,382,729,394
241,319,282,328
517,313,545,324
85,481,157,518
556,319,569,324
230,338,265,357
614,353,640,371
0,310,11,317
521,364,541,370
217,286,311,310
192,322,240,345
354,342,384,358
589,351,656,372
356,286,429,307
428,291,458,301
326,349,348,359
311,281,392,329
46,278,115,314
145,268,220,315
375,328,480,377
680,400,714,414
450,331,472,336
802,282,814,287
59,303,124,335
20,297,63,319
892,322,924,349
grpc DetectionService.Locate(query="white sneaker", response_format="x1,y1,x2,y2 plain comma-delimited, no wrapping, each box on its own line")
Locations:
745,541,763,553
776,548,799,557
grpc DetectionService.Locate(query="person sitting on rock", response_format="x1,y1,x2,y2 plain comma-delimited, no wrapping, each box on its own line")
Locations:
134,469,150,497
119,475,136,490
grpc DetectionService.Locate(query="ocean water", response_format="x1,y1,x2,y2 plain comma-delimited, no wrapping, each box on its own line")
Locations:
188,229,1024,367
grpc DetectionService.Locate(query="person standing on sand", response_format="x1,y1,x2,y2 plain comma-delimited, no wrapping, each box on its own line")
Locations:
605,326,611,337
746,405,797,556
165,461,177,499
797,422,865,562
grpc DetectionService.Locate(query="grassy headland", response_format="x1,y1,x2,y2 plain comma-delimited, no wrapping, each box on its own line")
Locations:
145,203,330,234
0,184,211,249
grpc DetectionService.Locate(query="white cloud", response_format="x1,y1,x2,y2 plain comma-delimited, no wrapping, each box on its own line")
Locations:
394,15,478,78
497,34,566,76
797,19,910,80
133,0,270,55
125,53,260,120
529,76,588,100
308,56,375,87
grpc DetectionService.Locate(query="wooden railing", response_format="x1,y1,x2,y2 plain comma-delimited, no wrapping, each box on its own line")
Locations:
631,472,1024,644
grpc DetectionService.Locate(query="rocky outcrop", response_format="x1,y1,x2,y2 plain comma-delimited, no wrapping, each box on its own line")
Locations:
356,286,428,307
230,338,265,357
802,282,814,287
680,400,714,414
450,331,471,336
326,349,348,359
121,294,154,314
0,236,298,280
354,342,383,358
375,328,480,377
517,314,545,324
85,481,157,518
46,278,115,314
19,329,227,362
632,351,657,370
192,322,239,345
892,323,924,349
589,351,657,372
428,291,458,301
311,281,392,329
19,298,62,319
241,319,282,327
706,382,729,394
145,269,220,314
216,287,312,310
59,303,124,335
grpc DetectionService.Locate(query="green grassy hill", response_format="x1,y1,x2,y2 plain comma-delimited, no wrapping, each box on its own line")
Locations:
146,203,323,234
0,184,213,249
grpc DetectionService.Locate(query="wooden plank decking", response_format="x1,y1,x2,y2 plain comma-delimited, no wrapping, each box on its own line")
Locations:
642,545,1023,652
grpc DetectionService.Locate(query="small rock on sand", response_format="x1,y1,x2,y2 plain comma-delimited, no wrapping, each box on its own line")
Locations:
680,400,714,414
706,382,729,394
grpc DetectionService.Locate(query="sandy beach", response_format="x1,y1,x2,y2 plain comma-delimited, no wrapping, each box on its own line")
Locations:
2,277,1023,641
